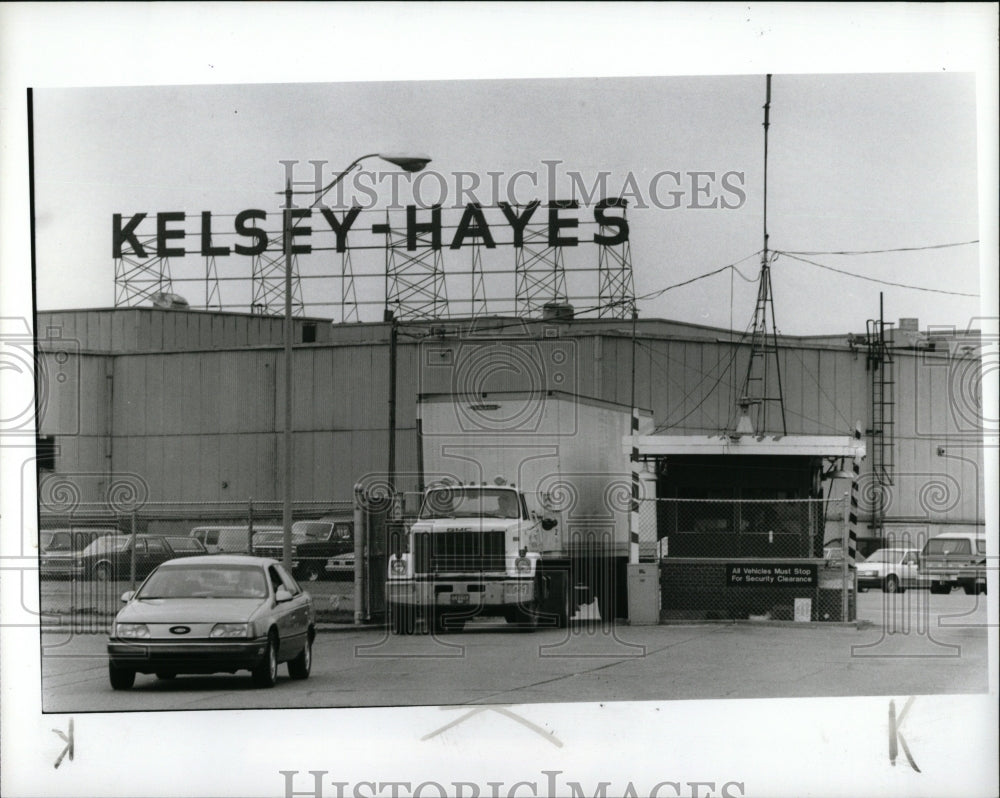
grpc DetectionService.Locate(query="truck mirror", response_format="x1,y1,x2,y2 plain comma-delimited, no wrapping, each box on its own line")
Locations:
541,518,558,531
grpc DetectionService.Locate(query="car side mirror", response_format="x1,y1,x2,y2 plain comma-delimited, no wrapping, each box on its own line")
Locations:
120,590,134,603
541,517,558,531
275,587,293,603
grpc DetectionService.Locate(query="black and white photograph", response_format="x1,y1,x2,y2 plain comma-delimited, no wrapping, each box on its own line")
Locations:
1,5,997,798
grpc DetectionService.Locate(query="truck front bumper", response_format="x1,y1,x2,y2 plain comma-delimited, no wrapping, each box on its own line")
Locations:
387,578,536,609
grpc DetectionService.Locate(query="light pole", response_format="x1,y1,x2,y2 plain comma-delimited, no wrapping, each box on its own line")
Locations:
279,153,431,573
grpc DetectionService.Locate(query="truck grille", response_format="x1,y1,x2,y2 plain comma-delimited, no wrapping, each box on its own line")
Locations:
414,530,506,574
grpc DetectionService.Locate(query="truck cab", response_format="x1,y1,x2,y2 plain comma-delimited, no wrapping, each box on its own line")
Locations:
386,479,566,633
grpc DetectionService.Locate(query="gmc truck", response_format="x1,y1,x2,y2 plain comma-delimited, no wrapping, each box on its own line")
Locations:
384,393,656,634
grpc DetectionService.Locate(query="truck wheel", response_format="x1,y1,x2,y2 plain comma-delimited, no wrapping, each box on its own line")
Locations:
930,582,950,595
514,604,540,633
883,575,901,594
389,603,414,635
555,581,573,629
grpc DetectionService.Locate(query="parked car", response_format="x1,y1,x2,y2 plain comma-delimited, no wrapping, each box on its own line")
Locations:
73,534,207,581
919,532,987,595
856,548,927,593
190,525,281,554
106,555,315,689
39,528,117,579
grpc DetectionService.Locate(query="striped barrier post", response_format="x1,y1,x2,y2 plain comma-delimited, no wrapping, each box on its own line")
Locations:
630,408,640,564
841,421,864,620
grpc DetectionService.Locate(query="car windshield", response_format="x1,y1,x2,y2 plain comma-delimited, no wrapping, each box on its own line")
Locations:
420,488,521,519
137,564,268,599
82,536,129,556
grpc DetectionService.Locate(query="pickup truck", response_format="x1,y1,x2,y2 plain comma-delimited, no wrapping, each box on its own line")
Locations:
252,519,354,582
73,534,207,581
919,532,986,595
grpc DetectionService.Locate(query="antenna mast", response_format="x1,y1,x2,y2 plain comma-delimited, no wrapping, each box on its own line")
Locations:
737,74,787,435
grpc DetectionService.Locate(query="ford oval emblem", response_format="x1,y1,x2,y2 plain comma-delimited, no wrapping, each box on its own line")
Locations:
169,625,191,635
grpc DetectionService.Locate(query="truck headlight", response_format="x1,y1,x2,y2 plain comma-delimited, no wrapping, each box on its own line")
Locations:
390,557,407,576
116,623,150,639
515,557,532,574
210,623,250,638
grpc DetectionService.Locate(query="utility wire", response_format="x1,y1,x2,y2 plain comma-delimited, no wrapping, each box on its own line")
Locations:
781,240,978,256
776,251,979,297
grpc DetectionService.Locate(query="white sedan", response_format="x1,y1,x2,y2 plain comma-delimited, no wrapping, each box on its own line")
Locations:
107,555,314,689
856,548,927,593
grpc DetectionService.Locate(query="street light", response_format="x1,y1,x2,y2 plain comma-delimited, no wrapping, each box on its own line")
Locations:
280,153,430,574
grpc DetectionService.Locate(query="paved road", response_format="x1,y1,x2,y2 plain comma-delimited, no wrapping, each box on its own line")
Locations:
40,590,988,713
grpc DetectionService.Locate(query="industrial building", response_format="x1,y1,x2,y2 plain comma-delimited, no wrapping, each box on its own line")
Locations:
35,305,986,558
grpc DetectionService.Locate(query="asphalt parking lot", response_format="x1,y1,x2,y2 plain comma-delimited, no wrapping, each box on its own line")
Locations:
39,589,989,713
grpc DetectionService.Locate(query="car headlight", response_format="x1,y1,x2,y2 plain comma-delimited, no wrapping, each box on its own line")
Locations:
515,557,532,574
116,623,150,639
210,623,250,638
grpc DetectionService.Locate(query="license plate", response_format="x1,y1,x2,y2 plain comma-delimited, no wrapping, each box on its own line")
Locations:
450,593,470,605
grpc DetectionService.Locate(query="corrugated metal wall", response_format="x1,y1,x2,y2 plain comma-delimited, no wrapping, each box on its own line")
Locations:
34,311,985,528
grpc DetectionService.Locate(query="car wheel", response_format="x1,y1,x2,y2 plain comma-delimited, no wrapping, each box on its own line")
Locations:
883,576,900,594
94,562,112,582
109,663,135,690
288,633,312,680
252,632,278,688
930,582,950,595
963,584,976,595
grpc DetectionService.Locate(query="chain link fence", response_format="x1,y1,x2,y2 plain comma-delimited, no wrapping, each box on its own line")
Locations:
642,497,855,622
36,499,355,630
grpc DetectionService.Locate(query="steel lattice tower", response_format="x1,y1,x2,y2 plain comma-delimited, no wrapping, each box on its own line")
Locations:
204,256,222,310
250,245,304,317
114,234,175,306
382,207,449,320
514,202,568,316
597,203,634,318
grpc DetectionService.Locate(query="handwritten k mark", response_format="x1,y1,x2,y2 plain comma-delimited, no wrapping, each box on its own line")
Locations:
889,697,920,773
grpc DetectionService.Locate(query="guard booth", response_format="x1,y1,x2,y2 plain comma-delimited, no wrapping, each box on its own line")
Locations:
629,434,865,622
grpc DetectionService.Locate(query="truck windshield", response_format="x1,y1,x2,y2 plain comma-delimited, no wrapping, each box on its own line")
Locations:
420,488,522,519
925,538,971,555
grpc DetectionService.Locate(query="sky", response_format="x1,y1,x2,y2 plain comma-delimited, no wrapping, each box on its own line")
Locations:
31,72,984,335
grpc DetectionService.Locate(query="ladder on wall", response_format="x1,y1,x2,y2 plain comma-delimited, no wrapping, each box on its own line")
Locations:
866,312,895,541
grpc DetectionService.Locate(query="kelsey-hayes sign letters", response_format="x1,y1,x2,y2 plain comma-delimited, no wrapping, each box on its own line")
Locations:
112,200,629,259
726,564,818,587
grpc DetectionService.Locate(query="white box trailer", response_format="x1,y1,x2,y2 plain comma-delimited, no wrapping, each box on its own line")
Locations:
385,392,655,633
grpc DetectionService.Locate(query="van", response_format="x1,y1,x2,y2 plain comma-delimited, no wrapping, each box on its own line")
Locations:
919,531,986,595
189,525,281,554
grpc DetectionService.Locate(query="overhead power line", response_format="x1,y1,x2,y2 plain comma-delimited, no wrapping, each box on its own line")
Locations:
776,251,979,297
780,239,979,256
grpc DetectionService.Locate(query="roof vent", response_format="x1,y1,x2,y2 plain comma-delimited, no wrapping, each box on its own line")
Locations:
151,292,189,309
542,301,574,321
